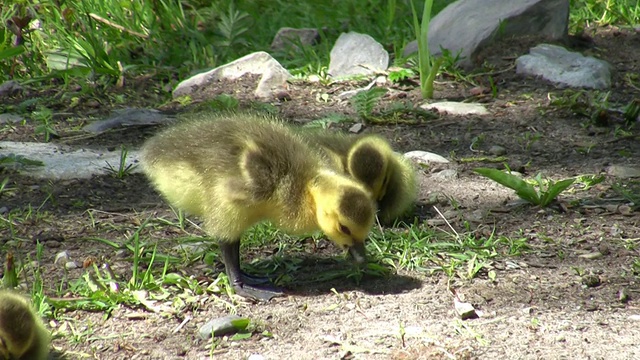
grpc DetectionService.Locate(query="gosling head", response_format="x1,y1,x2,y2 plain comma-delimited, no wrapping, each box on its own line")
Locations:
312,172,376,263
347,136,394,201
0,293,36,359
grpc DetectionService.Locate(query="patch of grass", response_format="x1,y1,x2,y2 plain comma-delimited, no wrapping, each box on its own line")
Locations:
474,168,576,207
367,222,519,279
570,0,640,32
51,222,233,315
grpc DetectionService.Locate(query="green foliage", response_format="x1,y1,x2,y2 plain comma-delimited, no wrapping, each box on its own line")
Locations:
351,87,388,121
0,153,44,169
570,0,640,32
474,168,576,207
206,94,239,111
32,106,57,142
2,252,18,289
103,146,137,178
303,113,351,129
388,68,415,83
409,0,444,99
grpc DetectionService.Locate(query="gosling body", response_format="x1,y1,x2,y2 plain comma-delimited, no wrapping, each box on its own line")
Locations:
0,291,50,360
141,113,376,300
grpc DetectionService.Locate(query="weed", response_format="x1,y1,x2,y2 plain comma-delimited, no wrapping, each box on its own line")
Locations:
2,252,18,289
574,174,606,190
103,146,137,178
304,114,351,129
351,87,388,121
612,180,640,209
517,131,542,152
409,0,444,98
474,168,576,207
388,68,416,83
32,107,58,142
206,94,239,111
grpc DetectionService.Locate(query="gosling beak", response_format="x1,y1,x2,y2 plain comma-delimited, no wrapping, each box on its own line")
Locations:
348,242,367,264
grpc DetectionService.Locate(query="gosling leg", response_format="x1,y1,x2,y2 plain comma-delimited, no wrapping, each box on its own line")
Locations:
219,240,283,301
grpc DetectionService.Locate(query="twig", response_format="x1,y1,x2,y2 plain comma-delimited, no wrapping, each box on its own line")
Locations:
89,13,148,39
433,206,459,239
172,316,192,334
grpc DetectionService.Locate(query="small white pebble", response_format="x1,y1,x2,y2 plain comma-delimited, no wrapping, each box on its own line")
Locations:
54,251,70,265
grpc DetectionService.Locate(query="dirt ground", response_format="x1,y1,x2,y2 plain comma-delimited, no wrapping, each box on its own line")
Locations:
2,27,640,359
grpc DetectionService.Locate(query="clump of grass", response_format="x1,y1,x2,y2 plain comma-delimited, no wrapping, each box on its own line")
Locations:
409,0,444,99
103,146,137,178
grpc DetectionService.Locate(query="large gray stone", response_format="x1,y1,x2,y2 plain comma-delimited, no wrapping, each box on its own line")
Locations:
83,108,172,134
328,32,389,77
0,141,141,179
404,0,569,69
173,51,291,100
516,44,612,89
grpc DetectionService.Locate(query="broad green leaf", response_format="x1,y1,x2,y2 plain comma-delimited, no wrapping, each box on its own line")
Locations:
0,45,25,61
540,178,575,207
474,168,540,204
230,318,250,330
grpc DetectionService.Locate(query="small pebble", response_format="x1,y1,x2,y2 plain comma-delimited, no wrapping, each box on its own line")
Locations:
489,145,507,156
54,251,70,265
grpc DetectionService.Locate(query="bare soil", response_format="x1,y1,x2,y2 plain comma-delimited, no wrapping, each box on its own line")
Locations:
2,28,640,360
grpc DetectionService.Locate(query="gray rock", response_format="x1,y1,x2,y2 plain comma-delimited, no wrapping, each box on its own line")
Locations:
516,44,611,89
404,150,449,164
0,113,24,124
65,261,79,270
0,80,23,97
173,51,291,100
54,251,71,265
348,123,364,133
198,315,248,339
83,108,171,134
607,165,640,179
328,32,389,77
404,0,569,69
421,101,489,116
271,27,320,51
0,141,141,180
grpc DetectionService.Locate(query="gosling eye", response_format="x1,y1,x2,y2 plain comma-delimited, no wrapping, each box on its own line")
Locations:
339,224,352,236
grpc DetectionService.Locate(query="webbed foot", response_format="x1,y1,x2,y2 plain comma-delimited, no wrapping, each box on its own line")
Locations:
231,281,283,302
220,240,284,301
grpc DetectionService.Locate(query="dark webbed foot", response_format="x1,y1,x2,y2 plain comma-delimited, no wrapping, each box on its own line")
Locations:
219,240,284,301
231,281,283,302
